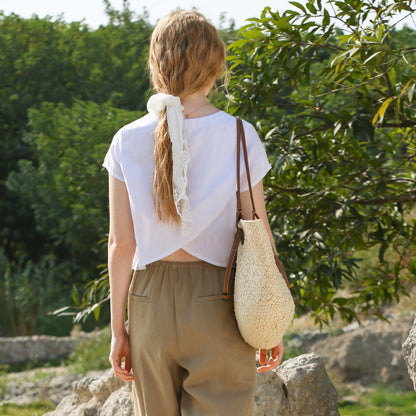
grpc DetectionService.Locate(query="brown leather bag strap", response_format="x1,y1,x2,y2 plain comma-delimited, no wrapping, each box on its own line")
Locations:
235,118,242,226
236,117,259,220
223,117,290,299
275,253,291,290
223,117,246,298
223,117,256,299
222,227,243,300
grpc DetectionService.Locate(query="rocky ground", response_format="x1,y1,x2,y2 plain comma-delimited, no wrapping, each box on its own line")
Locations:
1,302,415,414
43,353,340,416
2,367,83,406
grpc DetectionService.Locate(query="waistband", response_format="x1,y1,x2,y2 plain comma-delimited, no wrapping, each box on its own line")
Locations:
144,260,225,272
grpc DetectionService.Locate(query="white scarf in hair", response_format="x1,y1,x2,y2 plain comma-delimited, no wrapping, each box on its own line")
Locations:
147,93,192,236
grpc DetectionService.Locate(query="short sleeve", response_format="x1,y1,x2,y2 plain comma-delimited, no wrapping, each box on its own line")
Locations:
239,120,271,192
102,129,125,182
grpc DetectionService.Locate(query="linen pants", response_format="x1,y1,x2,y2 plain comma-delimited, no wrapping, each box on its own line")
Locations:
128,261,256,416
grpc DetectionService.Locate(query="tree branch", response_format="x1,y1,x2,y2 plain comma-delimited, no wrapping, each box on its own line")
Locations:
352,194,416,206
265,183,309,195
380,121,416,127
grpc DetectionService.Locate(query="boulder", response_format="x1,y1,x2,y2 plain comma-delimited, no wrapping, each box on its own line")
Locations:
253,353,339,416
305,316,414,389
45,353,339,416
44,370,126,416
402,312,416,391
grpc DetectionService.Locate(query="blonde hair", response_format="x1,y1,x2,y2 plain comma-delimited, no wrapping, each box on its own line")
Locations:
148,10,226,225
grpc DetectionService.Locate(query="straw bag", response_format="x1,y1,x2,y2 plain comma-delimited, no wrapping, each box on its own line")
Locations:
222,117,295,349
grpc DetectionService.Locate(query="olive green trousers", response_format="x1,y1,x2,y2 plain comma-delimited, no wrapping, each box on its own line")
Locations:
128,261,256,416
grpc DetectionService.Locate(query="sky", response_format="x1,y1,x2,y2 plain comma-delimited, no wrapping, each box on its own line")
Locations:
1,0,414,29
0,0,292,28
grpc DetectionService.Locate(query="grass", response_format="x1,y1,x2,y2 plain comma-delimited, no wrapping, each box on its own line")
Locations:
338,384,416,416
0,402,53,416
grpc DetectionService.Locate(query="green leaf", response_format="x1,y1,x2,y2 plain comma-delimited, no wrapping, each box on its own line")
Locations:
372,97,395,125
72,285,80,305
408,83,415,102
306,2,317,14
289,1,307,13
275,16,293,31
399,79,413,97
51,306,72,316
389,68,396,91
377,24,385,42
323,9,330,26
363,51,381,65
92,303,101,321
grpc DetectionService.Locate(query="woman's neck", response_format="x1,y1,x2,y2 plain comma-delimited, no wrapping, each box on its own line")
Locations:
181,90,218,119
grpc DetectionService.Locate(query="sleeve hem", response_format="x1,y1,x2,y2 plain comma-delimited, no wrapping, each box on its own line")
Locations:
102,164,125,183
240,162,271,193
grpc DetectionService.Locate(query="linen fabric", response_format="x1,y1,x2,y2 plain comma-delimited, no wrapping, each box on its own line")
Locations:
128,261,256,416
102,110,271,270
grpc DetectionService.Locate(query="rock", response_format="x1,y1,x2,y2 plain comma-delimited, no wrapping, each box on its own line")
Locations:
3,372,82,406
340,395,359,405
100,385,134,416
402,312,416,391
44,369,128,416
46,353,339,416
0,335,75,364
286,329,332,353
253,366,287,414
253,353,339,416
381,349,412,389
305,316,414,389
0,331,104,365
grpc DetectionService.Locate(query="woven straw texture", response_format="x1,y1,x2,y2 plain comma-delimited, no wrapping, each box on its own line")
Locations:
234,219,295,349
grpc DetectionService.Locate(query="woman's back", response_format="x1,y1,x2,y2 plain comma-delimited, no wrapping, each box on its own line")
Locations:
103,110,270,269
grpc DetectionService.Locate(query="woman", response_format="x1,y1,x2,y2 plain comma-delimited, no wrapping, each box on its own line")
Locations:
103,10,284,416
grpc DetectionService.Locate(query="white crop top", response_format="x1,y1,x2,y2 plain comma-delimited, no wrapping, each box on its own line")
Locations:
103,110,271,270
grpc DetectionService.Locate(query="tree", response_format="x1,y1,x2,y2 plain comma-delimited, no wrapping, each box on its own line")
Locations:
226,0,416,326
6,100,140,286
1,99,140,334
0,11,152,266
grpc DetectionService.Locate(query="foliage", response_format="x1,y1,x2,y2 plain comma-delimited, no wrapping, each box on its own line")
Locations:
0,5,151,334
226,0,416,326
2,101,139,334
66,327,111,375
0,9,152,268
6,101,140,281
0,247,73,336
53,255,111,325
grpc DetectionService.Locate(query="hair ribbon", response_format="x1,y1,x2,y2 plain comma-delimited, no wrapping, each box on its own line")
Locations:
147,93,192,235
